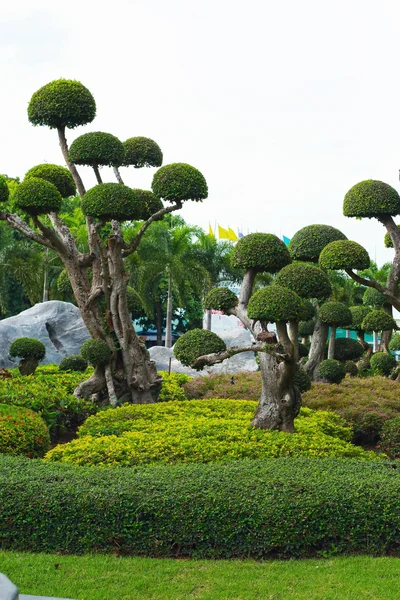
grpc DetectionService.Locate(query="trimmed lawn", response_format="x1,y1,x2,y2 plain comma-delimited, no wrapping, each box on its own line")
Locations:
1,552,400,600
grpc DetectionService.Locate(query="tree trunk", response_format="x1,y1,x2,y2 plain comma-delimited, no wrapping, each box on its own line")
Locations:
205,308,212,331
304,317,328,379
165,271,173,348
288,320,299,361
356,331,372,356
155,298,163,346
379,303,393,353
373,331,379,352
327,326,337,359
42,248,49,302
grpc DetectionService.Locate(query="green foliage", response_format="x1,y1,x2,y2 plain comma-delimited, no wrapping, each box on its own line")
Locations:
81,339,111,366
370,352,396,376
126,287,143,313
317,359,346,384
384,225,400,248
158,371,189,402
298,342,309,358
299,300,315,321
319,302,352,327
293,367,311,392
232,233,291,273
0,404,50,458
122,137,163,168
248,285,303,322
349,305,371,330
344,360,358,377
59,355,88,372
275,262,331,301
9,337,46,361
204,287,238,313
68,132,124,167
0,175,10,202
362,309,396,332
389,333,400,351
380,416,400,459
14,177,62,215
130,189,163,220
81,183,159,221
289,225,347,262
363,287,386,308
319,240,370,271
299,318,315,337
24,164,76,198
343,180,400,219
174,329,226,368
57,270,74,297
28,79,96,129
152,163,208,202
183,371,262,400
333,338,364,362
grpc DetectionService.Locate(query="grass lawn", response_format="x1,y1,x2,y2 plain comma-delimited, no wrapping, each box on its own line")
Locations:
1,552,400,600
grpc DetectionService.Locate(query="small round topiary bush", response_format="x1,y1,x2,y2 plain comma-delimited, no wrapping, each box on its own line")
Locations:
247,285,303,323
9,338,46,362
14,177,62,215
122,137,163,168
28,79,96,129
317,359,346,384
370,352,396,376
81,339,111,366
59,355,88,372
174,329,226,369
319,302,352,327
363,287,386,308
0,175,10,203
275,262,331,301
362,310,397,333
152,163,208,202
0,404,50,458
293,367,311,392
389,333,400,351
344,360,358,377
288,225,347,262
333,338,364,362
348,305,371,330
319,240,370,271
343,180,400,219
380,416,400,459
232,233,291,273
127,287,143,313
24,164,76,198
81,183,155,221
299,319,316,337
68,132,124,167
204,287,238,313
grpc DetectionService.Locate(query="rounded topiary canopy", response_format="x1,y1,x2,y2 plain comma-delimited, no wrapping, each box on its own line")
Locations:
299,319,315,337
9,337,46,361
362,309,397,332
275,262,331,302
0,175,10,203
370,352,396,375
300,300,315,322
343,180,400,219
348,305,371,330
232,233,291,273
389,333,400,351
68,132,124,167
81,339,111,366
122,137,163,168
317,359,346,384
319,302,352,327
174,329,226,369
28,79,96,129
384,225,400,248
288,225,347,262
24,164,76,198
363,287,386,308
14,177,62,215
59,355,88,372
204,287,238,313
127,287,143,313
81,183,159,221
152,163,208,203
247,285,303,323
344,360,358,377
319,240,370,271
333,338,364,362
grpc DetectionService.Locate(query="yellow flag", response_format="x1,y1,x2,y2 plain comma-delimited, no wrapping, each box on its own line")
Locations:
208,224,215,238
227,227,238,241
218,225,230,239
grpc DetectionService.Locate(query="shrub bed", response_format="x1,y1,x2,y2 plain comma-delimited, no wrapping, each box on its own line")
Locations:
0,455,399,558
0,404,50,457
183,371,261,400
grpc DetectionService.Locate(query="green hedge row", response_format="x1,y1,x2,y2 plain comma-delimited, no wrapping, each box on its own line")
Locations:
0,455,399,558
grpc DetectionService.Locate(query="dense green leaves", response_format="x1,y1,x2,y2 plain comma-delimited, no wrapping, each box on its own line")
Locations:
14,177,62,215
363,287,386,308
59,355,88,372
348,305,371,330
0,175,10,202
9,337,46,361
81,183,159,221
333,338,364,362
319,302,352,327
247,285,303,322
317,359,346,384
289,225,347,262
343,180,400,219
389,333,400,351
232,233,291,273
362,309,396,332
204,287,238,313
370,352,396,376
174,329,226,368
0,405,50,458
81,339,111,366
122,137,163,168
24,164,76,198
152,163,208,202
319,240,370,271
275,262,331,301
69,132,124,167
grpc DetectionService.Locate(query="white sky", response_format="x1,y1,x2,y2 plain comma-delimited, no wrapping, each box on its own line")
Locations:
1,0,400,266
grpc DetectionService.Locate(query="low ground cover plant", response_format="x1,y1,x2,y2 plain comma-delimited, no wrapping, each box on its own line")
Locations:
379,417,400,459
45,400,377,466
0,404,50,457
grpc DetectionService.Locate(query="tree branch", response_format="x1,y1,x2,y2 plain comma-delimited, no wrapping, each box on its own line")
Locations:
113,166,124,184
0,212,57,251
378,215,400,247
191,342,291,369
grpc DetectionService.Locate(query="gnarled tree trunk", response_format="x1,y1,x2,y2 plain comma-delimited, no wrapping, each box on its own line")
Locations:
305,317,328,379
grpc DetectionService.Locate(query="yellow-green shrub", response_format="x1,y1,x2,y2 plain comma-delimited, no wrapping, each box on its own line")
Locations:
0,404,50,457
45,400,377,466
159,371,190,402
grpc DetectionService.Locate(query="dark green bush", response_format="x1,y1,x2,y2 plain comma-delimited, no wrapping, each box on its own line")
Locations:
363,288,386,308
232,233,291,273
126,287,143,313
288,225,347,262
14,177,62,215
59,355,88,373
300,301,315,321
317,359,346,384
299,319,315,337
57,270,74,298
344,360,358,377
275,262,331,301
380,417,400,459
293,367,311,392
370,352,396,376
152,163,207,202
9,338,46,362
0,175,10,202
24,164,76,198
389,334,400,351
1,455,399,558
28,79,96,129
122,137,163,168
384,225,400,248
204,287,238,313
319,302,352,327
348,305,371,330
81,183,154,221
129,189,163,220
343,180,400,218
362,310,396,332
0,405,50,457
319,240,370,271
174,329,226,369
247,285,303,322
81,339,111,366
333,338,364,362
68,132,124,167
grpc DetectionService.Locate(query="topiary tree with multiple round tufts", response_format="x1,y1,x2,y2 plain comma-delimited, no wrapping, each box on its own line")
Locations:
288,224,347,263
317,359,346,384
14,177,62,215
24,164,76,198
9,337,46,375
152,163,208,203
319,240,370,272
370,352,396,376
232,233,291,273
0,175,10,203
204,287,238,314
59,355,88,372
319,302,352,360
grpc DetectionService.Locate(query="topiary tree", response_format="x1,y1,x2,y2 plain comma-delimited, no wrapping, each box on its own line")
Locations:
59,355,88,372
347,305,372,356
370,352,396,376
0,78,208,404
298,319,315,344
319,240,370,271
204,287,238,314
362,309,397,337
9,337,46,375
319,302,352,360
333,338,364,362
317,359,346,384
389,333,400,352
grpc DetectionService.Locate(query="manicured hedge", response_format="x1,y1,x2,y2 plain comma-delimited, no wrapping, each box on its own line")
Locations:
0,455,399,558
0,405,50,458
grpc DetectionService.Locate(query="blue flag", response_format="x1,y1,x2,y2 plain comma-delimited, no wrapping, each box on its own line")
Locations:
282,235,291,246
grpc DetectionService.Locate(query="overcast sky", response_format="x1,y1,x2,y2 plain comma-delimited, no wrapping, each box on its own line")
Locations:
1,0,400,267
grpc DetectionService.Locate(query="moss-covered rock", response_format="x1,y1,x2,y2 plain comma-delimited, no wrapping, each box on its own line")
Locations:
152,163,207,203
204,287,238,313
317,359,346,384
81,183,159,221
24,164,76,198
275,263,331,301
28,79,96,129
362,309,397,332
319,240,370,271
343,180,400,219
370,352,396,376
319,302,352,327
123,137,163,168
232,233,291,273
69,132,124,167
288,225,347,262
174,329,226,369
14,177,62,215
247,285,303,322
0,175,10,203
81,339,111,366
